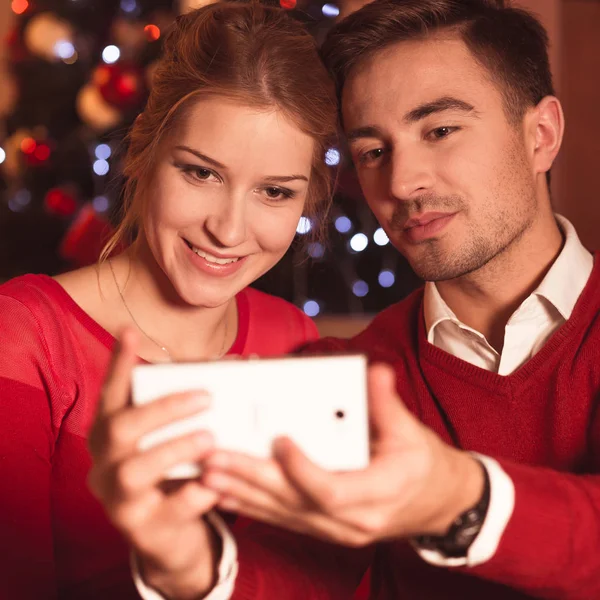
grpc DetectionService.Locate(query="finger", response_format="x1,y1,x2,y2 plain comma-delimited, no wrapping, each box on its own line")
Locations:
94,391,211,463
159,480,220,524
99,328,139,417
203,468,305,513
204,451,305,508
368,363,424,447
217,494,368,547
92,431,215,502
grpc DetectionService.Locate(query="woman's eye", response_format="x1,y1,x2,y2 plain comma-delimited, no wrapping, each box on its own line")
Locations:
264,187,293,200
193,168,213,180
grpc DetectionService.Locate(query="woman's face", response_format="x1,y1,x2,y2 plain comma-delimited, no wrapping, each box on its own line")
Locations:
141,97,315,308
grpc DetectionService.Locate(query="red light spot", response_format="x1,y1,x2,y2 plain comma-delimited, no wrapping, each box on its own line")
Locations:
20,137,36,154
144,24,160,42
11,0,29,15
34,144,51,161
280,0,297,9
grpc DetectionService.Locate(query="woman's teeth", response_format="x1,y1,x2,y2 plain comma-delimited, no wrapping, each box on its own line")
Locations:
189,243,240,265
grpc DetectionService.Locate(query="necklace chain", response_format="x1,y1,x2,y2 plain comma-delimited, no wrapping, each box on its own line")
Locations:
109,259,228,362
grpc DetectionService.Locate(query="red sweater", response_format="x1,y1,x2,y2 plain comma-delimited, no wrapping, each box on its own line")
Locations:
231,253,600,600
0,274,319,600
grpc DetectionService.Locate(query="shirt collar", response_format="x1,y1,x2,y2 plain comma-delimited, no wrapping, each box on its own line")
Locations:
424,215,593,339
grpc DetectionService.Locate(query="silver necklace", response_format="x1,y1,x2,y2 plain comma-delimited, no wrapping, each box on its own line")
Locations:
109,259,228,362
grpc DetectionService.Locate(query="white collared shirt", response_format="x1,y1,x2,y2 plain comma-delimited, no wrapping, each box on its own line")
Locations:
135,215,593,596
416,215,593,568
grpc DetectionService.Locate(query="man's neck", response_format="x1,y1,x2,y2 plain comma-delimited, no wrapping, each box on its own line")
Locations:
434,213,564,352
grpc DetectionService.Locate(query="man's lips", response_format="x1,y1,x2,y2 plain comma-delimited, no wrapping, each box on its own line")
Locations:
403,212,455,229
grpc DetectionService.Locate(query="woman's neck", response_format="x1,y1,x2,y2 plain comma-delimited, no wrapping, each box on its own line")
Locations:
106,241,236,363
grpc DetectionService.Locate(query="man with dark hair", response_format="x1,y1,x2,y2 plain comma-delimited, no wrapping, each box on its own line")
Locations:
109,1,600,598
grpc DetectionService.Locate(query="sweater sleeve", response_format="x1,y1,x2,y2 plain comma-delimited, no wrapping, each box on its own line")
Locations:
0,294,62,599
231,524,373,599
464,409,600,600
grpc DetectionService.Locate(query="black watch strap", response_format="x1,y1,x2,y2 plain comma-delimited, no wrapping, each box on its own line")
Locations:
413,460,491,558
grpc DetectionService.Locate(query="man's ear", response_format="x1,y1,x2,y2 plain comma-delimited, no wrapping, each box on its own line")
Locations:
526,95,564,176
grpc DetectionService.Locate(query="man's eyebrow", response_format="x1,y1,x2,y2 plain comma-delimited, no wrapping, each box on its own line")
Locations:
346,126,385,143
345,98,478,142
404,97,478,123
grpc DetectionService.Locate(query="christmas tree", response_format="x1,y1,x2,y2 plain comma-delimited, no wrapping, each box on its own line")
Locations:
0,0,420,314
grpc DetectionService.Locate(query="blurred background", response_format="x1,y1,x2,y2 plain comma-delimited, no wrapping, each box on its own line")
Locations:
0,0,598,336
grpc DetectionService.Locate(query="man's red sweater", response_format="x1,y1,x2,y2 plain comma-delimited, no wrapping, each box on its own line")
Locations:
230,253,600,600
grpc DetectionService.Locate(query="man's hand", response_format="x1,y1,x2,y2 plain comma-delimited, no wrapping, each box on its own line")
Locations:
202,363,484,547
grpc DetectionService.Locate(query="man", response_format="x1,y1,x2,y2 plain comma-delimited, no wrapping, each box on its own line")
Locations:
90,1,600,598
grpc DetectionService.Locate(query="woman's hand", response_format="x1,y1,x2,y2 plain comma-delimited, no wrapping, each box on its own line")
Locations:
88,328,222,599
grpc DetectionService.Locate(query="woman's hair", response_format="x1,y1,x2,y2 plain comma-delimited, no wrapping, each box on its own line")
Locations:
101,0,337,260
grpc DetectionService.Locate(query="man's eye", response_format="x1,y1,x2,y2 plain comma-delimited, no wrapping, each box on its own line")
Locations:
430,127,456,140
359,148,385,164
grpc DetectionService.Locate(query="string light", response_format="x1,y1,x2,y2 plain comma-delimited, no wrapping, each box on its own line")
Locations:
378,270,395,288
334,216,352,233
93,159,110,176
325,148,340,166
352,280,369,297
303,300,320,317
350,233,368,252
95,144,112,160
297,216,312,235
373,227,389,246
322,4,340,17
102,45,120,64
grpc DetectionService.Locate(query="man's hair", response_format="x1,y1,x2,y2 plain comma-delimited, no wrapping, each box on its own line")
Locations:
321,0,555,126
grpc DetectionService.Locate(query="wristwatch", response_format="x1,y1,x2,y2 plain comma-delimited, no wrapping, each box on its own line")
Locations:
413,460,491,558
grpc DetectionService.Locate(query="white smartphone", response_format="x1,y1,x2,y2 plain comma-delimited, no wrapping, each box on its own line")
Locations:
131,354,369,479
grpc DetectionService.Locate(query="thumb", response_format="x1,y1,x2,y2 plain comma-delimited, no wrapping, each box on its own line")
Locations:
368,363,423,447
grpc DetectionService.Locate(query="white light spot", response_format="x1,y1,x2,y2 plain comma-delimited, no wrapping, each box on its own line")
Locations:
54,40,75,59
352,280,369,297
93,159,110,176
102,45,120,64
334,216,352,233
350,232,368,252
378,270,395,288
0,147,5,164
325,147,340,166
373,227,389,246
322,3,340,17
297,216,312,235
93,195,110,212
95,144,111,160
303,300,320,317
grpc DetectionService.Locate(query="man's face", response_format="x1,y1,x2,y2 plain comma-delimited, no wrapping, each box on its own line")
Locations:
342,36,539,281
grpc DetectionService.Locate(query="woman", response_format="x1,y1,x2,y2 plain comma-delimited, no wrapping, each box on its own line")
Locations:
0,3,337,598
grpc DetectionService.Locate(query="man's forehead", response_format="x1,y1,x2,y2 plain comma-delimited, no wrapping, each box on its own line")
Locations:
342,36,491,125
